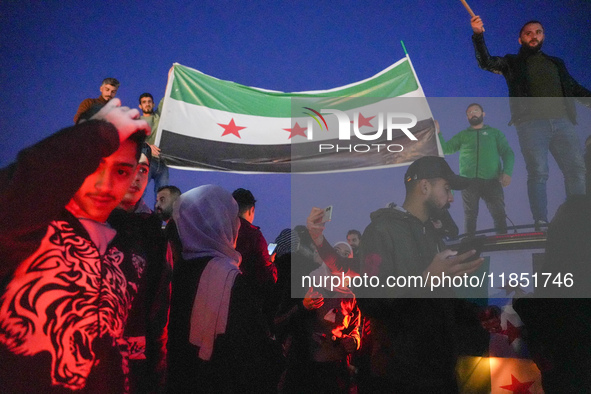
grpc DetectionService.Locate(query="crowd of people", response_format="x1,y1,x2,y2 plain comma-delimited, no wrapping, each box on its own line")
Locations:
1,16,590,394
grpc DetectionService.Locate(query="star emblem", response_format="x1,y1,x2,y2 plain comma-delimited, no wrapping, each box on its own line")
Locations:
499,374,534,393
284,122,308,139
351,113,375,128
218,118,246,138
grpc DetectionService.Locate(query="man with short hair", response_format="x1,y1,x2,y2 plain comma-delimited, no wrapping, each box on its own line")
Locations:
118,143,153,213
232,188,277,289
0,99,151,392
108,142,170,392
471,17,591,227
346,229,362,273
139,93,157,129
155,185,181,223
346,229,361,255
359,156,485,392
438,103,514,235
139,93,170,199
74,77,120,124
155,185,183,274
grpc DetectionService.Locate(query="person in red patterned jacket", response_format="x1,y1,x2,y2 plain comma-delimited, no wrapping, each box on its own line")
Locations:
0,99,150,392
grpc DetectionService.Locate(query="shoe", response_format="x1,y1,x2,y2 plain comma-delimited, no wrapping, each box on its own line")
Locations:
534,220,548,231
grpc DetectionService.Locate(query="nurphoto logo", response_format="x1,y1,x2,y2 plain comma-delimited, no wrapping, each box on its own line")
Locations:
301,108,418,153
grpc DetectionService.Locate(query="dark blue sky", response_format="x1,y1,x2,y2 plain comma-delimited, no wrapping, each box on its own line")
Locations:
2,1,590,242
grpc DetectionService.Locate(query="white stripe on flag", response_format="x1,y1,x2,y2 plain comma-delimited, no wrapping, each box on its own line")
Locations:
158,90,430,145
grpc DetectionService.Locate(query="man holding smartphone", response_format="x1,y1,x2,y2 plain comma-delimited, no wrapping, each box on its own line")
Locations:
232,188,277,291
358,156,486,393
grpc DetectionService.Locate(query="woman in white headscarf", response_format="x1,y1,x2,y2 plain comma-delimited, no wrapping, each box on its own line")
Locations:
167,185,280,393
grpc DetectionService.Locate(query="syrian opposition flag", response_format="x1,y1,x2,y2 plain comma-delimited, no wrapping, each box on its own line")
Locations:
456,250,545,392
457,356,542,393
156,56,441,173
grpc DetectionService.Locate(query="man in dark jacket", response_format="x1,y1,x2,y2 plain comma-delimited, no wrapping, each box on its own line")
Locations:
232,188,277,291
471,16,591,227
74,77,120,124
359,156,486,392
108,143,170,393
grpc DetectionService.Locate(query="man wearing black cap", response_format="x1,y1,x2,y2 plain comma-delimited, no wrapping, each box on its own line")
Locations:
358,156,485,392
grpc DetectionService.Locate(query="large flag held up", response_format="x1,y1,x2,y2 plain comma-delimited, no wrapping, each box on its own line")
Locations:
156,56,441,173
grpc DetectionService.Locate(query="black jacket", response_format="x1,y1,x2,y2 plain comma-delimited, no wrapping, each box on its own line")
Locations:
357,206,487,392
472,33,591,125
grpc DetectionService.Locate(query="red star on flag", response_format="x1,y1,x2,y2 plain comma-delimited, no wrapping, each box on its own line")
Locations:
218,118,246,138
502,320,522,344
351,113,375,128
284,122,308,139
500,374,534,393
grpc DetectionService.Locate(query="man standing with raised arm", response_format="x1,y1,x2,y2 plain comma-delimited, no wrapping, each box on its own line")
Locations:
471,16,591,228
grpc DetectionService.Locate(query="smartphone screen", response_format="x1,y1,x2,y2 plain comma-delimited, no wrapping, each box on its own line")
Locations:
268,243,277,255
320,206,333,223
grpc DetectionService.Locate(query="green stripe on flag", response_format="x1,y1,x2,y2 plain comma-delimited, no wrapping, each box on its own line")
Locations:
169,61,419,117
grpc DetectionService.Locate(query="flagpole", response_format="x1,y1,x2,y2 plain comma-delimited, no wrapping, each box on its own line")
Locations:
156,64,178,147
400,44,425,100
400,40,408,56
459,0,476,17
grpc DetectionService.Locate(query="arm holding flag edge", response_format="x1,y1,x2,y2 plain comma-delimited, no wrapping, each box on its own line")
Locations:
402,48,443,157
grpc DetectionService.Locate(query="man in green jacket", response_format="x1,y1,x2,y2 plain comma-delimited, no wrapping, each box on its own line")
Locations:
438,103,515,235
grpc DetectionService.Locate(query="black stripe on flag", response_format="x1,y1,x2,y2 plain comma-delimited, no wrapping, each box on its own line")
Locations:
159,118,439,173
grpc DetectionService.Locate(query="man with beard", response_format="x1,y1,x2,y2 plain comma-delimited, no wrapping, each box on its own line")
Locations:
437,103,514,235
155,185,183,269
139,93,170,200
74,78,120,124
471,17,591,229
358,156,487,392
155,185,181,223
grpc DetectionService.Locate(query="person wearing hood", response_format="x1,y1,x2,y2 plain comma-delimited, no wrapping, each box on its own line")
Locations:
166,185,280,393
358,156,487,393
